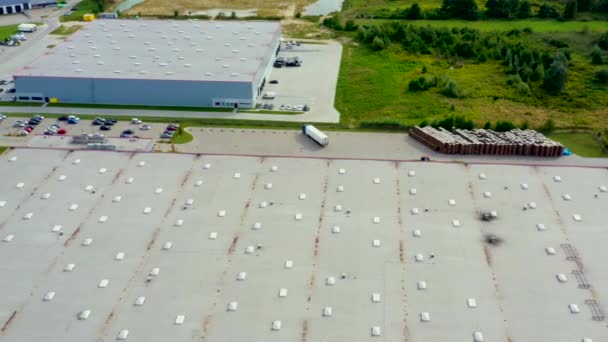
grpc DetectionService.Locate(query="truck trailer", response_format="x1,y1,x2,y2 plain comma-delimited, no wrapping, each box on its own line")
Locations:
302,124,328,146
18,24,37,32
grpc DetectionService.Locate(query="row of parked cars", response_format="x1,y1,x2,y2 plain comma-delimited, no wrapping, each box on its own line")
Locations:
161,123,179,139
279,104,310,112
13,115,45,136
273,56,302,68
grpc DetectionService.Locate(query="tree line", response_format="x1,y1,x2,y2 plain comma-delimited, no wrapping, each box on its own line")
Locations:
363,0,608,20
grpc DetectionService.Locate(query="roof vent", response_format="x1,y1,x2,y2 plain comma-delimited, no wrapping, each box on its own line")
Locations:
222,65,230,68
215,57,222,61
168,42,174,45
69,53,75,57
113,47,121,50
75,69,83,72
240,37,247,40
97,61,104,65
232,49,239,53
225,43,231,46
153,55,161,59
172,48,180,52
165,71,173,75
159,63,167,66
90,46,97,50
128,35,135,38
178,56,184,60
190,42,196,46
206,36,213,40
106,34,112,37
248,43,254,47
178,30,184,33
144,41,151,45
114,70,121,74
129,55,137,59
184,64,191,67
94,54,100,57
110,40,117,44
134,62,141,66
72,61,79,64
204,72,212,76
196,49,203,52
139,70,148,74
161,35,167,39
88,40,94,44
231,73,239,77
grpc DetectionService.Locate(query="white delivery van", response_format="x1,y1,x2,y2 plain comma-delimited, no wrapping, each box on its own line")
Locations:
18,24,37,32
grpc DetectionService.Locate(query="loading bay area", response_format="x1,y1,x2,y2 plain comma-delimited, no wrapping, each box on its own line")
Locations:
0,148,607,341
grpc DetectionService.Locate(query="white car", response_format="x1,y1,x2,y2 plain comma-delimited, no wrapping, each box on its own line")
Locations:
295,105,304,111
0,114,6,121
139,124,151,130
18,130,29,136
131,118,142,124
12,34,26,41
13,122,26,127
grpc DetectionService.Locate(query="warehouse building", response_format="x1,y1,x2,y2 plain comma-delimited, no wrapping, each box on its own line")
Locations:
14,19,282,108
0,0,31,15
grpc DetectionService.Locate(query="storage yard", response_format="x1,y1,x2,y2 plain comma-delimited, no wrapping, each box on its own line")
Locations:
0,148,607,341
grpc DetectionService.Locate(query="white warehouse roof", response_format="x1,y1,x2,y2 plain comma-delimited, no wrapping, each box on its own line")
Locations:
16,19,281,83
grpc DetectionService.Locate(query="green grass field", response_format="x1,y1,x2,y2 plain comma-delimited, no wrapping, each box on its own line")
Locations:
0,146,8,155
171,128,194,144
0,25,19,41
50,25,83,35
60,0,100,21
548,132,607,157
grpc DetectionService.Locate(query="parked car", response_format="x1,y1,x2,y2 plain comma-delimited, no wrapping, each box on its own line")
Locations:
131,118,142,124
0,89,3,93
58,115,69,121
120,133,130,138
269,80,279,84
57,128,67,135
0,114,6,121
67,116,80,124
122,129,134,135
286,57,301,67
92,120,104,126
161,133,173,139
100,125,112,131
273,57,286,68
139,124,151,130
13,121,26,127
166,126,177,131
24,126,34,133
106,119,117,125
18,130,29,136
8,88,16,93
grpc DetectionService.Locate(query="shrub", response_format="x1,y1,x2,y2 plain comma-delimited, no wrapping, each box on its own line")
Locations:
344,20,358,31
521,121,530,129
483,121,492,129
495,120,516,132
595,69,608,83
443,80,461,98
539,118,556,133
371,36,385,50
591,47,604,65
295,11,301,18
548,38,569,48
173,9,179,17
598,32,608,50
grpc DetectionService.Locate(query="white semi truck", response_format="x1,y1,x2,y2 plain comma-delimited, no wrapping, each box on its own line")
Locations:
302,124,328,146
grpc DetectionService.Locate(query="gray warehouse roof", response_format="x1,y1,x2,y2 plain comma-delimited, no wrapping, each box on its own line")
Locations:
16,19,281,82
0,0,30,5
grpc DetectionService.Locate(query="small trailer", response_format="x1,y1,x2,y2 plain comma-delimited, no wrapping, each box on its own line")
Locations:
302,124,328,146
18,24,37,32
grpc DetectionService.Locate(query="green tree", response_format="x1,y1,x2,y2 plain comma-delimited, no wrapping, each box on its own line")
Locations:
543,58,569,94
539,119,556,133
483,121,492,129
441,0,479,19
598,32,608,50
406,3,425,19
517,0,531,18
563,0,578,18
344,20,358,31
577,0,593,11
538,3,558,17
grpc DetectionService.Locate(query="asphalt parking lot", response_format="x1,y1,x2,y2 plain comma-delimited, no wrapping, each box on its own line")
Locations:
0,115,169,149
259,41,342,122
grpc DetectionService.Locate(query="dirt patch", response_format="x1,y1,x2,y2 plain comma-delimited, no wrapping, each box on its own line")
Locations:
126,0,313,18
